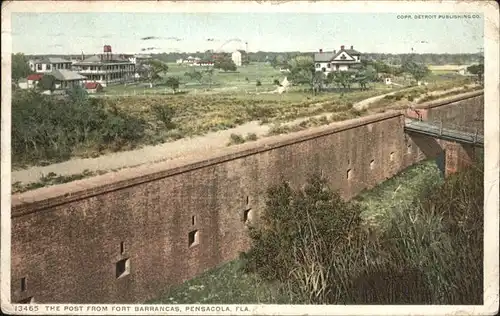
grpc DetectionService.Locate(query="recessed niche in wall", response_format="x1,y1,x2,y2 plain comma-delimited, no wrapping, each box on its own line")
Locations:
120,242,124,255
17,296,34,304
115,258,130,279
246,196,250,206
243,208,253,224
370,159,375,170
21,277,27,292
191,215,196,226
188,230,199,247
347,169,352,180
390,152,395,161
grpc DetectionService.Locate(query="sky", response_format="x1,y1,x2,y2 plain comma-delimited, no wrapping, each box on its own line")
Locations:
11,12,484,55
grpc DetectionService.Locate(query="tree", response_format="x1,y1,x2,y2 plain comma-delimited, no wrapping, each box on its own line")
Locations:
256,80,262,87
184,70,204,85
165,77,180,94
145,59,169,87
66,85,89,103
204,68,215,89
12,53,33,84
214,56,237,72
270,55,286,69
354,65,377,90
467,64,484,85
402,59,430,84
327,71,354,90
38,74,56,92
312,71,325,95
288,55,316,90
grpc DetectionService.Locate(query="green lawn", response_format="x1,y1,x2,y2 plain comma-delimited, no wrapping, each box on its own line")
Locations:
148,159,442,305
100,62,285,96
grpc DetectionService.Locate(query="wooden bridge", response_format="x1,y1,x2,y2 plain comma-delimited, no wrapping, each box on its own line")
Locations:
404,118,484,147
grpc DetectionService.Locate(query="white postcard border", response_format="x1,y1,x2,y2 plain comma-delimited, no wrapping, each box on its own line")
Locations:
1,1,499,315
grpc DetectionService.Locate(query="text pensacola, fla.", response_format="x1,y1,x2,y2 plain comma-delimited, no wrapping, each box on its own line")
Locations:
397,14,481,19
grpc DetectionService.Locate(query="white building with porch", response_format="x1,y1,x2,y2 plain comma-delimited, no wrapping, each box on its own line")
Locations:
314,45,362,73
28,57,73,73
72,55,135,87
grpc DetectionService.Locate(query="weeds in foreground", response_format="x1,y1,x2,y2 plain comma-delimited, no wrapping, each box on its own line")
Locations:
12,169,108,194
227,133,259,146
266,109,366,136
241,163,483,304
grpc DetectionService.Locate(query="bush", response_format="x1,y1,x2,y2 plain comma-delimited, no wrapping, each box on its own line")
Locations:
151,104,176,129
241,162,483,304
227,133,246,146
241,175,374,303
246,133,258,141
12,90,146,167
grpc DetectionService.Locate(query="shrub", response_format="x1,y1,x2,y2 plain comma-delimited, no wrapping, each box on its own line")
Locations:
151,104,176,129
241,161,483,304
11,90,146,167
241,175,375,303
227,133,246,146
246,133,258,141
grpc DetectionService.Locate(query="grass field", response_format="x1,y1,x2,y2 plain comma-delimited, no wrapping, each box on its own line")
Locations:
12,60,477,173
99,62,285,96
149,159,443,304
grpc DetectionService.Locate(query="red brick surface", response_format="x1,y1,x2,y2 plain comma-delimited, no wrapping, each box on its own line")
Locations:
10,92,483,304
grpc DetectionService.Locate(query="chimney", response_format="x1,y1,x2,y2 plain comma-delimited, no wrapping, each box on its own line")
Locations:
341,45,345,50
351,45,354,50
333,50,336,54
319,48,323,53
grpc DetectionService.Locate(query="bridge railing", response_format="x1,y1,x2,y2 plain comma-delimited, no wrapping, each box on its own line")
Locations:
405,118,484,145
428,120,483,138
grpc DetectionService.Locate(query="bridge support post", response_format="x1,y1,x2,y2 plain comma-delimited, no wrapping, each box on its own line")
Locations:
444,142,476,178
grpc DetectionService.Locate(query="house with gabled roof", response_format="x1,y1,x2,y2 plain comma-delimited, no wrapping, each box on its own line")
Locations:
28,57,73,73
314,45,362,73
50,69,87,90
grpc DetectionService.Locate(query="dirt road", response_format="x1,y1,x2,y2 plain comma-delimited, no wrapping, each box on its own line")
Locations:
11,86,473,185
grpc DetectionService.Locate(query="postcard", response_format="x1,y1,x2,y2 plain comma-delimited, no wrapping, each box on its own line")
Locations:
1,1,498,315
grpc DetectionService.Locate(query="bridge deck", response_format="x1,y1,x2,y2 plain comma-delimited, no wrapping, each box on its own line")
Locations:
404,119,484,146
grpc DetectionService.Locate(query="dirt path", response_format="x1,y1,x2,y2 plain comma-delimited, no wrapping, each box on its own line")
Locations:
11,86,471,185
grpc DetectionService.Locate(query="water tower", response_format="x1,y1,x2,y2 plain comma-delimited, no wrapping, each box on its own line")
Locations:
103,45,112,60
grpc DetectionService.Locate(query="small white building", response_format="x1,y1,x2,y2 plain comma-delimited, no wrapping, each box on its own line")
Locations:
231,51,242,66
314,45,362,73
25,73,44,89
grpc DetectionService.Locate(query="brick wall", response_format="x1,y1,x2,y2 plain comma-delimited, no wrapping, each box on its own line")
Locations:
10,92,483,304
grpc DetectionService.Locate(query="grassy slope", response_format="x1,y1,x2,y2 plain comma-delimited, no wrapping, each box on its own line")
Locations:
148,159,442,304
